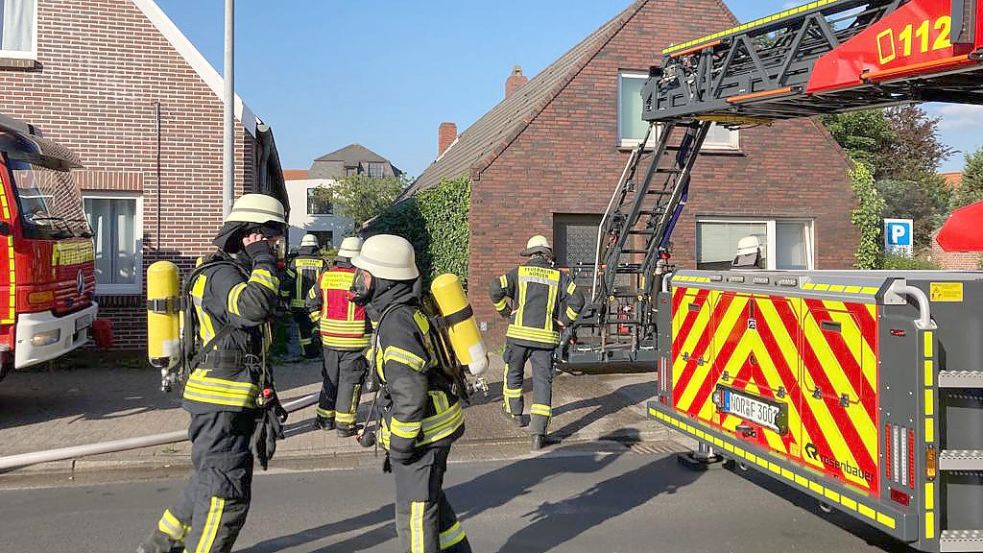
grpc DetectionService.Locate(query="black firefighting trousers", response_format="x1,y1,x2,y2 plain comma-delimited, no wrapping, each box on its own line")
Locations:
155,411,255,553
317,348,368,430
292,311,319,358
393,447,471,553
502,342,554,435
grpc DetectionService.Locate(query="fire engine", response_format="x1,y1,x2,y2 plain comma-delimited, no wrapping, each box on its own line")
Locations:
563,0,983,550
0,113,97,381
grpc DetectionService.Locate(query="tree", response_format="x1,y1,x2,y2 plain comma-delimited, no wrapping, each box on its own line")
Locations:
821,110,894,173
876,176,951,249
953,146,983,209
879,105,955,180
311,174,405,231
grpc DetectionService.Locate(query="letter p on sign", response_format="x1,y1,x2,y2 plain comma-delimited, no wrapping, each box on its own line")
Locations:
884,218,913,257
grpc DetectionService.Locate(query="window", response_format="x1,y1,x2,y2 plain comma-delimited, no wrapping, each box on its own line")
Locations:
618,72,651,147
697,218,814,271
307,187,333,215
311,231,333,249
0,0,37,60
618,72,739,150
367,162,385,178
345,166,359,177
83,194,143,295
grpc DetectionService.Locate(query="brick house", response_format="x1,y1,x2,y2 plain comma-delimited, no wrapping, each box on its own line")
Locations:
0,0,287,349
406,0,857,344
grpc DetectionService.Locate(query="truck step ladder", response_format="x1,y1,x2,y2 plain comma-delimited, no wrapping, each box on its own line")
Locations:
938,370,983,388
941,530,983,553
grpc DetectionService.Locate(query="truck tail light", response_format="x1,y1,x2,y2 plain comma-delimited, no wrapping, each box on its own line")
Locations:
885,423,893,481
889,487,911,506
926,445,937,481
909,428,917,488
28,291,54,305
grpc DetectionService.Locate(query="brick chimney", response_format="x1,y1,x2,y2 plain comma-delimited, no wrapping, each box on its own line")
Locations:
505,65,528,99
438,122,457,157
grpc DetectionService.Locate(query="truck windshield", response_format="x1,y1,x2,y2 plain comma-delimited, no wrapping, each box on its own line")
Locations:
7,159,91,240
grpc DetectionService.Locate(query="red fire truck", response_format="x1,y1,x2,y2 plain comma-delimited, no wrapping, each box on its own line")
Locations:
0,113,97,381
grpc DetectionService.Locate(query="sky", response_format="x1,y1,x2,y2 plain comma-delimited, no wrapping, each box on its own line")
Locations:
154,0,982,176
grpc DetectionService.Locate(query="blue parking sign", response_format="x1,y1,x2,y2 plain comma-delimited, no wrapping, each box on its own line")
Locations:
884,218,913,257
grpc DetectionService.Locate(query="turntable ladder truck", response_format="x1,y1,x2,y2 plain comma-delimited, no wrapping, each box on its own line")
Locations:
564,0,983,550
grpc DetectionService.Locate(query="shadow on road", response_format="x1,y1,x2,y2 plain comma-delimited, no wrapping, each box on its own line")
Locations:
550,380,656,440
241,428,703,553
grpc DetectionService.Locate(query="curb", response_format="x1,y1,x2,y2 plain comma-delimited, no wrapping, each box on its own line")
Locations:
0,429,674,489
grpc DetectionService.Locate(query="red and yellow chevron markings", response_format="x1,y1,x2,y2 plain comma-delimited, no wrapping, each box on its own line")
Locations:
670,285,880,494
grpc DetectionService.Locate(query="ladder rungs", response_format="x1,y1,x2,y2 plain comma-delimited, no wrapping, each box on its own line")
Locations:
621,249,649,254
628,230,656,235
938,370,983,388
941,530,983,553
939,450,983,471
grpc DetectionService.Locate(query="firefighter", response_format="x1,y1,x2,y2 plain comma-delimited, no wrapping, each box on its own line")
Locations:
488,234,585,450
285,233,327,359
306,236,370,436
351,234,472,553
137,194,288,553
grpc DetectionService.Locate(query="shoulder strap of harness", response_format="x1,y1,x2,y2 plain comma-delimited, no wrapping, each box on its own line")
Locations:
181,251,251,373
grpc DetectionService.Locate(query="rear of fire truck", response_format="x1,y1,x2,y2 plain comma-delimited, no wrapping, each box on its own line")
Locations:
0,113,97,381
568,0,983,550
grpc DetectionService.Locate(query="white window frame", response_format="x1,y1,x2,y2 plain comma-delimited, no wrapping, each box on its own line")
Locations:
306,186,334,216
618,71,657,149
618,72,740,151
82,192,144,295
0,0,39,61
696,217,815,270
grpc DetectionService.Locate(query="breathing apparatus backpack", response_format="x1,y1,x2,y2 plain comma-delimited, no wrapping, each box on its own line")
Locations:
146,254,251,393
357,273,489,449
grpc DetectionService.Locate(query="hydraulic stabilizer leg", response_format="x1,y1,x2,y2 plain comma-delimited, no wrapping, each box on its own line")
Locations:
677,442,722,471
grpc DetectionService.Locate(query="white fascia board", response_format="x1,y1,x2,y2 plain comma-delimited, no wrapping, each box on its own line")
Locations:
130,0,259,136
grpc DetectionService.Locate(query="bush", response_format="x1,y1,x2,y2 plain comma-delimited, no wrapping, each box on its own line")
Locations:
850,163,885,269
882,253,940,270
372,177,471,286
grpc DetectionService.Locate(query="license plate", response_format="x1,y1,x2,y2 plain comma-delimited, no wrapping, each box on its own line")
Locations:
721,388,785,434
75,315,92,332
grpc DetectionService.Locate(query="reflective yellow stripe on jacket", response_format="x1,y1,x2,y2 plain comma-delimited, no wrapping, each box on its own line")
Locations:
381,398,464,449
182,369,258,409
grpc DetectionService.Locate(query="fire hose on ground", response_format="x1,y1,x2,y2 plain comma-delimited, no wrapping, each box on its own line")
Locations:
0,392,320,474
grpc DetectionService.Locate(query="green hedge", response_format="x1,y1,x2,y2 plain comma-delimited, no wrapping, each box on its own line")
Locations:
372,177,471,286
850,163,886,269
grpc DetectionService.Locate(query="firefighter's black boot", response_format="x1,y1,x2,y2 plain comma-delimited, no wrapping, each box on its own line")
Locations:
500,408,524,428
337,426,356,438
135,530,176,553
531,434,557,451
313,416,335,431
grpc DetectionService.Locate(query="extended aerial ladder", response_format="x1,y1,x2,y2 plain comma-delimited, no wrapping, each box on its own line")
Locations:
564,0,983,364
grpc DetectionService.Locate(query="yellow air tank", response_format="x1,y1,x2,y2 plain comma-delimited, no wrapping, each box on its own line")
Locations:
430,273,488,376
147,261,181,369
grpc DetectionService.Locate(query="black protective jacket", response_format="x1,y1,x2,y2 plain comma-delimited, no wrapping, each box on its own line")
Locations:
370,281,464,461
283,246,326,311
182,243,282,415
488,257,585,349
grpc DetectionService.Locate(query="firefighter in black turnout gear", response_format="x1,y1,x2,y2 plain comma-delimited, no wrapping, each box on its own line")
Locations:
352,234,472,553
137,194,288,553
489,234,585,450
284,233,327,358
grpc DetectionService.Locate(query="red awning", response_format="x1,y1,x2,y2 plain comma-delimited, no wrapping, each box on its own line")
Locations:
937,201,983,252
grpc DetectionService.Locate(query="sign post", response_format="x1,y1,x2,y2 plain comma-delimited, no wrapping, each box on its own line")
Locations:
884,218,914,258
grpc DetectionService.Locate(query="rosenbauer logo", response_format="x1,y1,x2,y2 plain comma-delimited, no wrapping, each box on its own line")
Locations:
805,443,874,483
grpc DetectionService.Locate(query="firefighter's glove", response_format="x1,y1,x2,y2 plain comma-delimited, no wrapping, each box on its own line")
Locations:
252,407,284,471
244,239,276,265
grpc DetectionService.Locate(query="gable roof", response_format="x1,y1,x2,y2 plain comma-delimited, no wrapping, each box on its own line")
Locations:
130,0,260,136
403,0,650,198
315,143,390,165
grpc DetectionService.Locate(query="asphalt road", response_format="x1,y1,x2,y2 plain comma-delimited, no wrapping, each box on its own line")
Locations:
0,445,914,553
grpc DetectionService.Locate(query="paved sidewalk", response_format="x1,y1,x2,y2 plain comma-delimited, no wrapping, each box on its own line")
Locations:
0,357,674,483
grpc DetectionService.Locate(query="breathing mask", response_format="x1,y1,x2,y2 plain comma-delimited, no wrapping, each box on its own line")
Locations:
350,269,374,306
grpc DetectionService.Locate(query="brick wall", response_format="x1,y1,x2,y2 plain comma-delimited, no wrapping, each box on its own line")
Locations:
930,234,982,270
0,0,259,349
468,0,858,343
